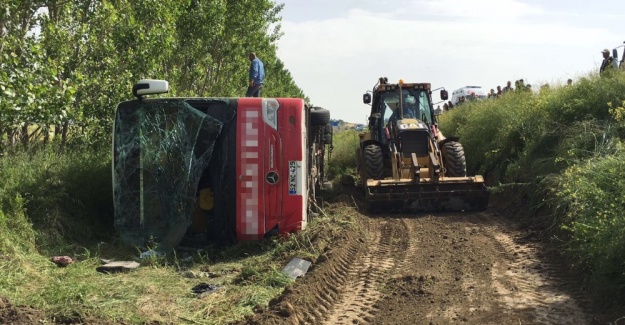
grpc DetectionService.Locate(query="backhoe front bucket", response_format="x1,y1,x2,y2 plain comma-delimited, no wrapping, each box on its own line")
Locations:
365,176,489,212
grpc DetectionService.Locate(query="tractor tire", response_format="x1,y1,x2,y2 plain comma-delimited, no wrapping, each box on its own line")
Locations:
310,108,330,126
364,144,384,180
443,141,467,177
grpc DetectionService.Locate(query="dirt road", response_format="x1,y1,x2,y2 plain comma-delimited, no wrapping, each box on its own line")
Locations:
246,208,597,325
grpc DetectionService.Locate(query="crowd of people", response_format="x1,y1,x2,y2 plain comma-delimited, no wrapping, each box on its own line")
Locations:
437,47,624,114
439,79,535,112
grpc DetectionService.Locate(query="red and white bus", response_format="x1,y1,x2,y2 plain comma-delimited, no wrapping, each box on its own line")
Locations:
112,80,331,248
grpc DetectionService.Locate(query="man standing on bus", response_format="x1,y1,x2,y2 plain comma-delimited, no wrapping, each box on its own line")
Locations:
246,52,265,97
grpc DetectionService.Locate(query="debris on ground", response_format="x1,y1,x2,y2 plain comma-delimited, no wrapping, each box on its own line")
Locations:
50,256,74,267
100,258,115,264
191,283,220,295
282,258,312,280
96,261,140,274
180,271,212,279
139,250,164,259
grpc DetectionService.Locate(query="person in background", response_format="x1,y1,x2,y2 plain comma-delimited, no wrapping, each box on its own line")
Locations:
599,48,615,75
496,85,503,96
503,81,513,93
246,52,265,97
489,89,496,98
447,101,454,109
567,78,573,86
443,103,449,111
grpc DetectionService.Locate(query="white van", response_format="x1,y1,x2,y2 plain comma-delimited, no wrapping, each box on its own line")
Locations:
450,86,488,106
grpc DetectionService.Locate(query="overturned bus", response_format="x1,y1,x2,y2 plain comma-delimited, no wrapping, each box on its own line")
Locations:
112,80,331,249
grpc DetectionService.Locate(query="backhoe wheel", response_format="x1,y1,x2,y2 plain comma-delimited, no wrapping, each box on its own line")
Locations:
310,108,330,126
364,144,384,180
442,141,467,177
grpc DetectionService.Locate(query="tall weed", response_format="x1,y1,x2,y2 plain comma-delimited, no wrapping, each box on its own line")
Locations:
327,130,360,178
0,195,36,254
0,147,113,254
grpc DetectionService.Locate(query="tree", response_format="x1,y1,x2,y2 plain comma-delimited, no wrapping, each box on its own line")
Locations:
0,0,307,151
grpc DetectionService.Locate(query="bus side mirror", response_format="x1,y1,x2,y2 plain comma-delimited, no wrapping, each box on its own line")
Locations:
440,90,449,101
363,93,371,104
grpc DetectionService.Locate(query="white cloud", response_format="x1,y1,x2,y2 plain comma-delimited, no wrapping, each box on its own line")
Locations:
401,0,544,19
276,0,623,122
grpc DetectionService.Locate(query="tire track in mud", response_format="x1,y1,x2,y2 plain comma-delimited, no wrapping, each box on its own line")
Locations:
475,213,592,325
377,215,503,324
322,219,408,325
240,213,409,325
289,233,364,325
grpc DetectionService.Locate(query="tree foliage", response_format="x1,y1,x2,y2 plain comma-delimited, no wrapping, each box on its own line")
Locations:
0,0,305,150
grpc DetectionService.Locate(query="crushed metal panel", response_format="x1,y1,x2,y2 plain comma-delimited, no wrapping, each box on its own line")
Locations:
96,261,140,273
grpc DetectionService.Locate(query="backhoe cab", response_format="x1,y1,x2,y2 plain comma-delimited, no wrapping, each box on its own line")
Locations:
357,77,489,212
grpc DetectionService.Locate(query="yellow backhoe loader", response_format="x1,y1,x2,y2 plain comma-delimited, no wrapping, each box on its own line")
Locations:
356,77,489,212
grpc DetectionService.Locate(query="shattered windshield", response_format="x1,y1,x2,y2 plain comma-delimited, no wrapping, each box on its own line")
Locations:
113,99,225,249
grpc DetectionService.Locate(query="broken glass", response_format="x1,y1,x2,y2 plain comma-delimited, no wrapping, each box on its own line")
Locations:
113,99,224,250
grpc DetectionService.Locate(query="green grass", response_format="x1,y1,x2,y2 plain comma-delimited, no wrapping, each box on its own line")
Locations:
0,146,358,323
439,70,625,301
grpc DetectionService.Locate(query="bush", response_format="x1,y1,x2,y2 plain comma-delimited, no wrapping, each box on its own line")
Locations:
551,150,625,298
440,91,547,180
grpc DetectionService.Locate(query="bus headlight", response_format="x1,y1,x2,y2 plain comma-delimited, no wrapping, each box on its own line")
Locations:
262,99,280,130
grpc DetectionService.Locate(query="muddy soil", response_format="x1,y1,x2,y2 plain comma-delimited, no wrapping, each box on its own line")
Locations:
0,297,46,325
242,206,602,325
0,296,135,325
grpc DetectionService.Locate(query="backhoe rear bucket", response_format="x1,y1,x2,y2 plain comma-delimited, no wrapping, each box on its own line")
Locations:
365,176,489,212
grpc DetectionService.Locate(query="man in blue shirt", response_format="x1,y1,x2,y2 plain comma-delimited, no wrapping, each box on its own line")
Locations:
246,52,265,97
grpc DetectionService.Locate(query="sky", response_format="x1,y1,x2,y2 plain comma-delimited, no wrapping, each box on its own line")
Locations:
275,0,625,123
